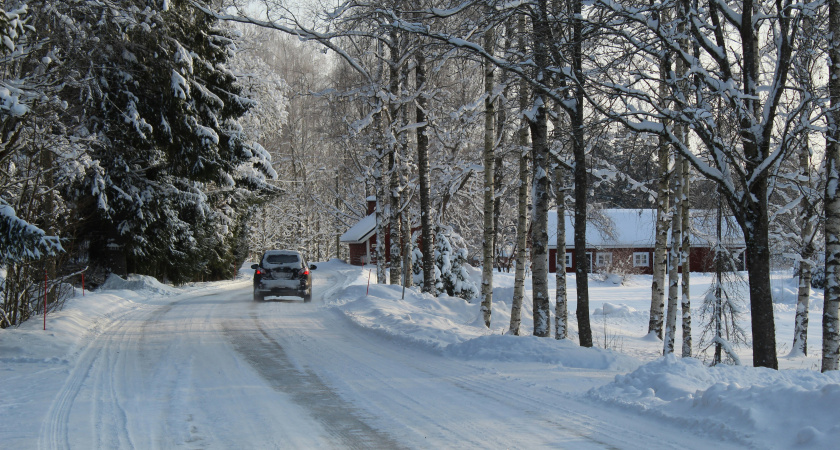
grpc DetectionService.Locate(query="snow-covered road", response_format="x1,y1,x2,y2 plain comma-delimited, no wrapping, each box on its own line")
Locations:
19,264,745,449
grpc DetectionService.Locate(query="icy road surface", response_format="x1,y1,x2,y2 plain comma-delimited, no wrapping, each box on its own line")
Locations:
25,266,742,449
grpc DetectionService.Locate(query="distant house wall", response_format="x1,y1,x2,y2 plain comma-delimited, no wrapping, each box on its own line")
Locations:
345,228,392,266
547,247,745,274
348,242,368,266
346,227,427,267
548,248,654,274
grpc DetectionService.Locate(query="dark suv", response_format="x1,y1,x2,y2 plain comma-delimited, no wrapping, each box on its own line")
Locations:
251,250,316,302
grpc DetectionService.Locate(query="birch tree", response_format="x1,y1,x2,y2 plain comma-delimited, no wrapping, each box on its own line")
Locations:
416,49,436,294
664,163,682,355
480,22,496,327
528,0,553,337
823,0,840,372
509,15,530,336
680,155,692,357
554,165,569,339
649,120,670,340
593,0,810,368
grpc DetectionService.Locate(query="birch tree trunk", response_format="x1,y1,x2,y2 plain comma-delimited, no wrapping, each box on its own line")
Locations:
402,200,412,288
388,37,402,286
823,0,840,372
791,12,817,358
555,167,568,340
680,151,691,358
374,110,388,284
792,127,816,356
530,102,551,337
664,161,681,355
510,144,529,336
649,37,671,341
650,139,670,340
714,192,724,365
571,0,591,347
415,51,435,295
793,199,815,356
529,0,552,338
510,16,529,336
388,148,401,285
674,8,692,357
480,25,496,327
399,62,411,289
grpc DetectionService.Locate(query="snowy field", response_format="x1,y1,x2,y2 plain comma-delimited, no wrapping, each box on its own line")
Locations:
1,260,838,448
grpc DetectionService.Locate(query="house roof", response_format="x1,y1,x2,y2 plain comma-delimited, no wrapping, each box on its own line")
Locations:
339,213,376,244
547,209,745,249
338,208,745,248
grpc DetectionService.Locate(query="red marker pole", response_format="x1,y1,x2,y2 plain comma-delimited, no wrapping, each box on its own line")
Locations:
44,269,47,331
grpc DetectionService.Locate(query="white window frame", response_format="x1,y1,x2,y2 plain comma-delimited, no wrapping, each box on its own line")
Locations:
565,252,572,268
596,252,612,267
633,252,650,267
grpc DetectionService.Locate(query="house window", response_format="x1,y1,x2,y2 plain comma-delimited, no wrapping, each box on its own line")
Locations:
565,252,572,268
633,252,650,267
596,252,612,267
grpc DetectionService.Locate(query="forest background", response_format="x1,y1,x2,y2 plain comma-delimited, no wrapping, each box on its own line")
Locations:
1,0,837,372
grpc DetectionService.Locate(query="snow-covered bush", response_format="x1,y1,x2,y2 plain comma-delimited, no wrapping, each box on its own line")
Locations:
450,248,478,300
434,227,478,300
810,265,826,290
434,228,452,295
411,247,424,286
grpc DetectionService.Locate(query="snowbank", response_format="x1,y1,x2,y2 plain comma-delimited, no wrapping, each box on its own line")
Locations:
589,355,840,448
99,273,180,297
2,260,834,449
328,271,637,371
446,334,638,370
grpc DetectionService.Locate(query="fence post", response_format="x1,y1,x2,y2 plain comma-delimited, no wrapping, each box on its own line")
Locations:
44,269,47,331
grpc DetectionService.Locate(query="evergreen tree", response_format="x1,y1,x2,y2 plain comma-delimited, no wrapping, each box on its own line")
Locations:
434,227,477,300
51,0,275,282
435,228,454,296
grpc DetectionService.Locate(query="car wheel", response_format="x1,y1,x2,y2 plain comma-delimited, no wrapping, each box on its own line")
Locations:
253,287,264,301
303,289,312,303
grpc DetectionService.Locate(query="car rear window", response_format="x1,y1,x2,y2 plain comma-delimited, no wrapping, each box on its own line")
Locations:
265,254,299,265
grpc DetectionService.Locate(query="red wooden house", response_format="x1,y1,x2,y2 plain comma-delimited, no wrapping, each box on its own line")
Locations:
546,209,746,274
340,197,421,266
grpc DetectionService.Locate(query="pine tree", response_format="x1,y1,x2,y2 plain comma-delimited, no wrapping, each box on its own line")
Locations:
435,228,454,296
54,0,275,281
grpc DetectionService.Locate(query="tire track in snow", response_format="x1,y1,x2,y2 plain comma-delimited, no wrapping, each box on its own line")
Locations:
37,305,146,450
223,306,406,450
253,269,743,449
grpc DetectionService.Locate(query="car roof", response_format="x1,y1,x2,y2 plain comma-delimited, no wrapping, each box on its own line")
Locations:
263,250,301,256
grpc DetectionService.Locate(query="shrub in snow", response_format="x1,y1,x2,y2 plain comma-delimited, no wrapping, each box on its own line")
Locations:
810,264,826,290
451,248,478,300
434,227,478,300
411,247,425,286
434,228,452,295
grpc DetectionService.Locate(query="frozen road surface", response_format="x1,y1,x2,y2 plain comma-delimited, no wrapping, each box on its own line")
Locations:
12,264,745,449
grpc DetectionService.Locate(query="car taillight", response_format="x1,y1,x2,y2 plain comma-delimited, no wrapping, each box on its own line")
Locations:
300,268,309,276
255,269,262,275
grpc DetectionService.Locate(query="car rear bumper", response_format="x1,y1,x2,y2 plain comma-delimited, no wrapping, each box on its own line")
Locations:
255,280,308,297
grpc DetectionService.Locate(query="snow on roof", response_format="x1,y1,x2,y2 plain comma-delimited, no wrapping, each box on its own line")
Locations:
547,209,744,249
340,213,376,244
